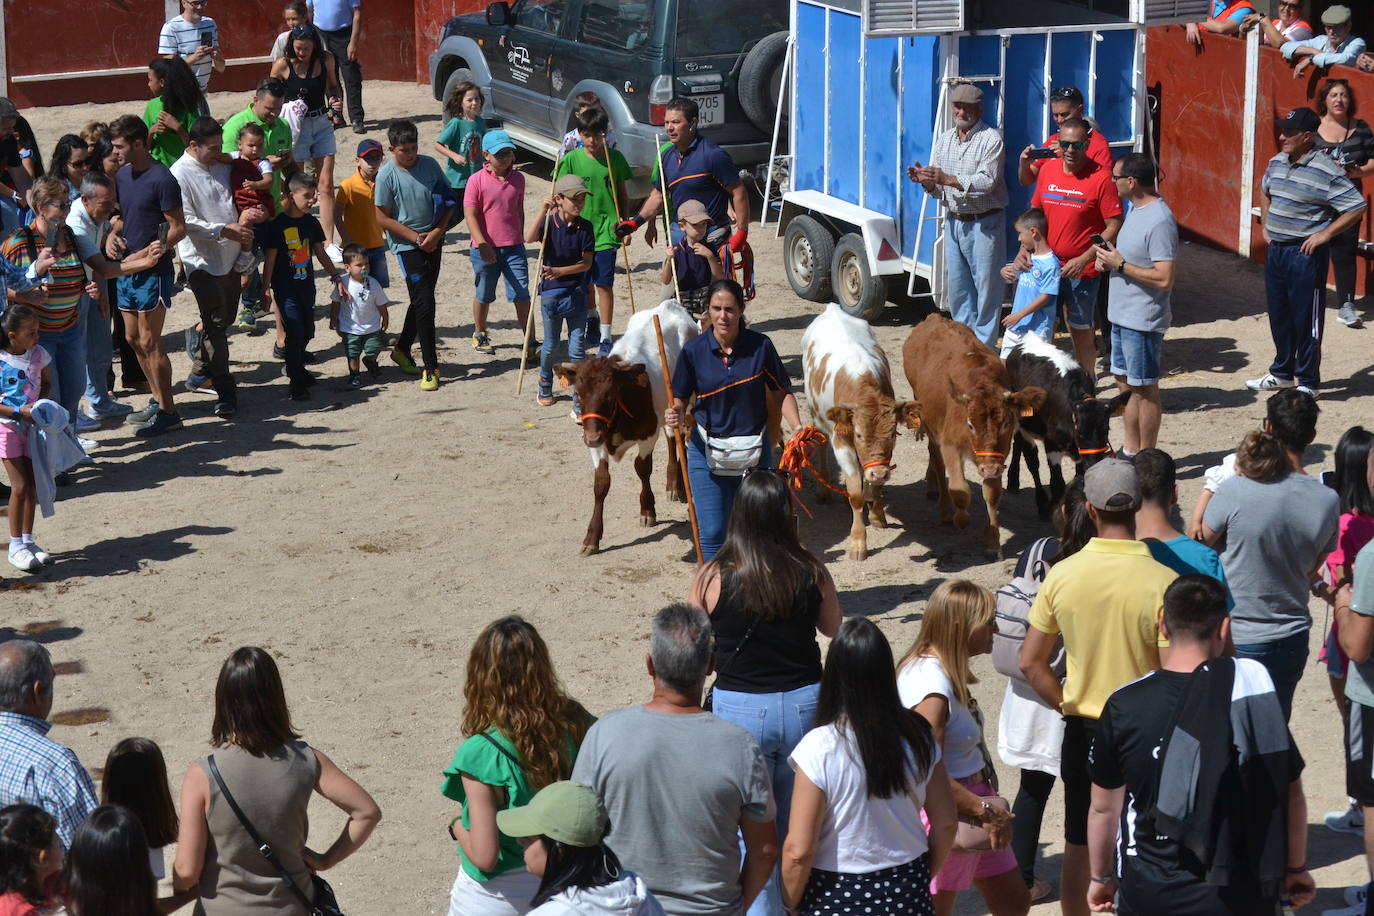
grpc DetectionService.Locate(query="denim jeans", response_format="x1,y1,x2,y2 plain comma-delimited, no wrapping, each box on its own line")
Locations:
39,320,87,431
1234,630,1309,722
944,211,1005,349
686,431,773,561
714,683,821,916
278,292,316,389
539,287,588,397
81,295,116,412
365,246,391,288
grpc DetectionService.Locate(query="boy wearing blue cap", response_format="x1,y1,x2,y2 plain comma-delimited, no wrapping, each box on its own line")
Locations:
374,120,453,392
463,128,532,359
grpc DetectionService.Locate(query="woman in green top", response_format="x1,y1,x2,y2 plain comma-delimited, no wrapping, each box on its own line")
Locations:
442,615,592,916
434,81,488,204
143,56,201,169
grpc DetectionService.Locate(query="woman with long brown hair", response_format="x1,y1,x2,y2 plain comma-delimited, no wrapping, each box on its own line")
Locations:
172,646,382,914
443,615,593,916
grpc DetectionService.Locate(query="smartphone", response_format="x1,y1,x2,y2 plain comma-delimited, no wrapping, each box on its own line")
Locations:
1321,469,1337,489
1089,233,1108,249
1028,147,1057,160
43,223,60,250
156,222,169,246
200,29,214,47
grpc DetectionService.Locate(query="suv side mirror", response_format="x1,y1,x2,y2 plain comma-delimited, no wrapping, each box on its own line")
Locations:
486,2,511,26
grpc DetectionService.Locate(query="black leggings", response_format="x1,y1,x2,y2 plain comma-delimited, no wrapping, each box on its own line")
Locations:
1331,220,1360,307
1011,768,1057,886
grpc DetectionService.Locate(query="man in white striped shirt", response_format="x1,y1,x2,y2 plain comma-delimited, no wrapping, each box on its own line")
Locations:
908,83,1008,348
158,0,225,108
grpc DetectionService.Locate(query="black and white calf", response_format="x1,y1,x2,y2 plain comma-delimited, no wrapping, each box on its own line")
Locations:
1005,335,1130,517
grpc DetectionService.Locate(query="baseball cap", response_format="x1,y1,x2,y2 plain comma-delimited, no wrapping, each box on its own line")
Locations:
482,129,517,154
950,83,984,104
1084,458,1141,511
676,199,711,225
1275,107,1320,133
1321,4,1351,26
495,781,608,847
356,139,383,158
553,174,589,198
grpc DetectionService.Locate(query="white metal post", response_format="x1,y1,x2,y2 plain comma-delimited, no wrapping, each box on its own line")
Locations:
1238,27,1259,256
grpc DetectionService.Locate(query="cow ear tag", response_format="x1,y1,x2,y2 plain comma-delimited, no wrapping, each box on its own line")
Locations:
1019,405,1035,418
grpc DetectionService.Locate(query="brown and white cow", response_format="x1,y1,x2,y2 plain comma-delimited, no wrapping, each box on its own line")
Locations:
902,314,1045,556
802,304,921,561
554,301,699,555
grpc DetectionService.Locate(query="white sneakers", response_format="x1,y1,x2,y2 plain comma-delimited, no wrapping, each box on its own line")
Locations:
1246,373,1296,391
1323,884,1369,916
1326,804,1366,836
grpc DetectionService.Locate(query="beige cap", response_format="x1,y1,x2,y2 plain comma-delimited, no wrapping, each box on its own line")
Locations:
1322,4,1351,25
676,199,711,224
950,83,984,104
553,174,589,198
1084,458,1141,511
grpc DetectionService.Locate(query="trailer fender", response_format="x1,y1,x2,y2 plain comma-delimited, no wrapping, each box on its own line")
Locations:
778,190,902,277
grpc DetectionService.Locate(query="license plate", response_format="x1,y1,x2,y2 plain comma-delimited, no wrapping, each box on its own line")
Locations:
697,93,725,127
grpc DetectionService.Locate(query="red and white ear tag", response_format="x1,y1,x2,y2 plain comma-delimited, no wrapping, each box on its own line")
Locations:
1019,405,1035,418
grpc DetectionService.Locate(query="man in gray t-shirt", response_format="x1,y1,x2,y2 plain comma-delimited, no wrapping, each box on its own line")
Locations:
572,604,776,916
1092,152,1178,454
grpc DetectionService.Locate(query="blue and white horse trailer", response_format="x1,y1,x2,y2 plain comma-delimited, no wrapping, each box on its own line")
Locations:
766,0,1207,320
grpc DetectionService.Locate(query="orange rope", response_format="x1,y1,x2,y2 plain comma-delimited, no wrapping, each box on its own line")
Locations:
780,426,849,499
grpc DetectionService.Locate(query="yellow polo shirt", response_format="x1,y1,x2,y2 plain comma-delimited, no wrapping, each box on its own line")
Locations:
337,171,385,250
1027,537,1178,719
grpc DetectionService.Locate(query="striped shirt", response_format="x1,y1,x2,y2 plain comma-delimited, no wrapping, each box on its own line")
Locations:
1261,149,1365,242
3,227,86,333
158,15,218,90
930,120,1008,216
0,712,98,851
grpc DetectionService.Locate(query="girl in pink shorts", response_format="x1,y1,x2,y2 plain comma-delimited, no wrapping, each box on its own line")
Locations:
898,580,1029,915
0,304,54,573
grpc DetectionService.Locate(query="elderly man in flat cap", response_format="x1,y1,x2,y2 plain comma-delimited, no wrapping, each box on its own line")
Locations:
909,82,1008,347
1284,4,1366,79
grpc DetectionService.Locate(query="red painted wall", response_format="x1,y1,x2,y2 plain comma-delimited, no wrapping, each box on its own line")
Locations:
5,0,421,107
413,0,489,86
1147,25,1374,295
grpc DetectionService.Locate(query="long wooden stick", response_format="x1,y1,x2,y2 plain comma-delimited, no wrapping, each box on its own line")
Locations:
600,139,636,314
657,136,681,302
653,313,702,566
516,144,568,395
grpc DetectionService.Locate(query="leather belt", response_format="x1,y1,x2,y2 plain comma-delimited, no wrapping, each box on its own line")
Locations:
948,208,1002,222
955,766,995,787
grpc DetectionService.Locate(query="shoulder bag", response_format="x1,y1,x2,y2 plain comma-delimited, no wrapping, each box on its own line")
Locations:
207,754,345,916
703,592,763,712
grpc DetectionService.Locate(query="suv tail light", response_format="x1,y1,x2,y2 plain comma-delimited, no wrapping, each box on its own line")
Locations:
648,74,673,125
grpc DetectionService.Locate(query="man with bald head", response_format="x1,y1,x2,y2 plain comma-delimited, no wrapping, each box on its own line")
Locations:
0,640,97,849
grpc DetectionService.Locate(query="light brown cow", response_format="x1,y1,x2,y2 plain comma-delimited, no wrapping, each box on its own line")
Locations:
902,314,1045,556
802,304,921,561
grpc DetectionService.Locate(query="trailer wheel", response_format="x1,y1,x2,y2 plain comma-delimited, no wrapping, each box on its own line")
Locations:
832,233,886,321
783,215,834,302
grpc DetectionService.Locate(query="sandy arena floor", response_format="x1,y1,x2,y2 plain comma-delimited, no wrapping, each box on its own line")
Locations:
2,79,1372,913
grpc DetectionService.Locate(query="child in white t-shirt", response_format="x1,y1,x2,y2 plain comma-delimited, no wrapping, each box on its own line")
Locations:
329,244,391,388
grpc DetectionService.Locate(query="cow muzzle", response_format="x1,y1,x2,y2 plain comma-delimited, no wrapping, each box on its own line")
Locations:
974,449,1006,479
862,459,892,484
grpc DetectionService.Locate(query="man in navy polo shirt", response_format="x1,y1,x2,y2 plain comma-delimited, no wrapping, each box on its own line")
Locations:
616,97,748,256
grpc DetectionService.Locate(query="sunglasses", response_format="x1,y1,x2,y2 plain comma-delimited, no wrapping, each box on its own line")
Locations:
1058,139,1088,150
1050,86,1081,102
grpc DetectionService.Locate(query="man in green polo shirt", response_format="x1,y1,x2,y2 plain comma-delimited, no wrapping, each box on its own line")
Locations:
224,78,294,321
222,78,294,200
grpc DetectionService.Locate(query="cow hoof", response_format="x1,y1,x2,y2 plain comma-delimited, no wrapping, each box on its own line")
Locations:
580,544,600,556
640,514,656,527
848,546,868,561
984,528,1001,552
871,512,889,529
953,511,970,530
666,490,685,504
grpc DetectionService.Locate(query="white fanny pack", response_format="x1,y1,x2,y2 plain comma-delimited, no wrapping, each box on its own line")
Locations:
698,427,765,476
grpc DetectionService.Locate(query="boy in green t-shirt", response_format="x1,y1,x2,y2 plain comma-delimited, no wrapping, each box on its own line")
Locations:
553,107,632,356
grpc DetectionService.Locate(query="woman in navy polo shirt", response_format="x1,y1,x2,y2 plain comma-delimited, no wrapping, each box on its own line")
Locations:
665,279,802,560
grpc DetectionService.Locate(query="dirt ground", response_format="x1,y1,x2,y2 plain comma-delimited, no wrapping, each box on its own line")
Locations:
3,78,1373,914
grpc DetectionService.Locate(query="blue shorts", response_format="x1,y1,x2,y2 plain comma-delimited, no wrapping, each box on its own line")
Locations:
1061,274,1102,330
117,272,175,313
365,246,390,288
471,244,530,304
586,248,617,288
292,113,337,161
1110,325,1164,386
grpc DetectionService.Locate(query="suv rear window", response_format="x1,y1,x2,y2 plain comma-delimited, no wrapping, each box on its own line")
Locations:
676,0,787,57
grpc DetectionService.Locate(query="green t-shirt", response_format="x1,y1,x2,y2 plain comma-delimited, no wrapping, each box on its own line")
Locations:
555,147,633,251
436,115,487,189
441,729,580,882
222,106,294,200
142,97,197,169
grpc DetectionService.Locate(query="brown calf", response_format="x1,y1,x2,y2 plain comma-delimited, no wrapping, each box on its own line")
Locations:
902,315,1045,556
554,357,684,555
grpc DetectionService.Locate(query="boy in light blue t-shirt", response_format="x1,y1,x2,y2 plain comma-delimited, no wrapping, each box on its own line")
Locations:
999,207,1060,358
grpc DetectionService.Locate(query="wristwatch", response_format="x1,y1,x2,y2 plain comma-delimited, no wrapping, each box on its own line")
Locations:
1116,257,1128,274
